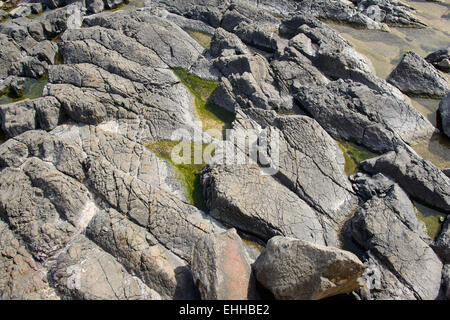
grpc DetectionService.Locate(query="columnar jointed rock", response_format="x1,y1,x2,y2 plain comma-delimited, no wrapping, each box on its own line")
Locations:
191,228,256,300
254,236,364,300
388,51,449,98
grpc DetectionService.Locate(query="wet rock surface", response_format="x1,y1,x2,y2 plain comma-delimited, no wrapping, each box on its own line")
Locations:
0,0,449,300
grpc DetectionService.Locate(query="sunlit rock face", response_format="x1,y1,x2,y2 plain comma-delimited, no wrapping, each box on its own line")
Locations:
0,0,449,301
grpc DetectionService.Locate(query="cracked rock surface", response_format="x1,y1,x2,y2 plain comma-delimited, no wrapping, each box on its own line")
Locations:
0,0,449,300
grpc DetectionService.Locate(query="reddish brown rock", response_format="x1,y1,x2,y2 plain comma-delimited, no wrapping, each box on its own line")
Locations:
191,228,257,300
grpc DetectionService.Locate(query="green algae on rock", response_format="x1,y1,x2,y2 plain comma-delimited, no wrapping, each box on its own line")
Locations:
146,140,215,210
414,201,446,240
338,139,377,176
172,68,235,137
0,76,48,105
185,29,212,50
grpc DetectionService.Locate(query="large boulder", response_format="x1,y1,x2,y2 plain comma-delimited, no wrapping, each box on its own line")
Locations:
388,51,449,98
254,236,364,300
191,228,256,300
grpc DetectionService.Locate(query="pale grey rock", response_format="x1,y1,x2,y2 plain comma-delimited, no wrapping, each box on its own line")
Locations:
0,129,86,181
354,0,426,28
0,166,78,261
0,97,61,137
9,5,32,19
254,236,364,300
48,25,201,141
86,208,199,300
51,125,224,263
84,9,204,70
51,235,161,300
29,40,58,65
213,53,293,112
280,15,405,99
34,96,62,131
229,111,357,234
443,265,450,300
351,173,430,243
0,220,59,300
0,99,37,137
86,0,105,14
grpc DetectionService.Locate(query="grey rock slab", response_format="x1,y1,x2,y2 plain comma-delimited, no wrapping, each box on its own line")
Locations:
51,235,161,300
296,79,436,153
360,143,450,212
351,194,443,300
388,51,449,98
86,208,198,300
0,220,59,300
426,47,450,73
201,164,327,245
0,166,78,261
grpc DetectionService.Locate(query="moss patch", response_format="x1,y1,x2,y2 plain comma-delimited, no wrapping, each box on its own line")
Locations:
337,139,377,176
185,29,212,50
145,140,215,210
172,68,235,137
0,75,48,105
414,201,445,240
